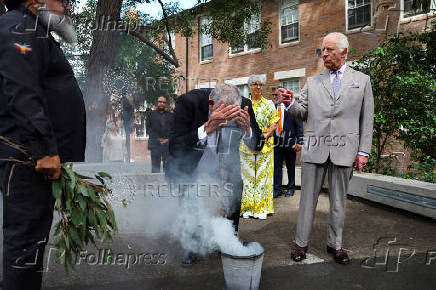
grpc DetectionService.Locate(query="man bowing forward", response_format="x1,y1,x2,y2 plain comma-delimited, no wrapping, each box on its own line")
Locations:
281,32,374,264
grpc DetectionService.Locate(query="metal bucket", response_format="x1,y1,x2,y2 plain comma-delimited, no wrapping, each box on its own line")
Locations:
221,242,264,290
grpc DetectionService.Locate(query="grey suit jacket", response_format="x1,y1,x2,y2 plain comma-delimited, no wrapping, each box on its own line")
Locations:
288,66,374,167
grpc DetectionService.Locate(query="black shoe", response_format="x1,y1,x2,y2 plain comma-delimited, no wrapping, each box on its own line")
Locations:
327,246,350,265
181,252,198,268
273,189,282,198
285,189,295,197
291,244,308,262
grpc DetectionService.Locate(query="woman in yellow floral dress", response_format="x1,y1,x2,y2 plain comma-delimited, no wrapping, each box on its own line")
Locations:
240,75,279,220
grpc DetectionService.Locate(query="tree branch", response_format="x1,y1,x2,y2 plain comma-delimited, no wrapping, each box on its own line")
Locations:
124,30,179,67
157,0,178,66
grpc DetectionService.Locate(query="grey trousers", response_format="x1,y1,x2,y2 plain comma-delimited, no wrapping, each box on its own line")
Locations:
295,161,353,250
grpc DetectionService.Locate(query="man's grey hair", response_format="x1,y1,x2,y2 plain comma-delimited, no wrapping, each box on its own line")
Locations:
324,32,349,57
209,84,241,109
247,74,266,87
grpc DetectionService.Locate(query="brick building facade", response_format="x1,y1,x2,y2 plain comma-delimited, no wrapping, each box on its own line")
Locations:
133,0,434,167
171,0,433,96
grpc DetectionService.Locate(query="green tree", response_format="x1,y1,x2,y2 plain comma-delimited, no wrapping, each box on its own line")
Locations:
352,20,436,182
70,0,272,162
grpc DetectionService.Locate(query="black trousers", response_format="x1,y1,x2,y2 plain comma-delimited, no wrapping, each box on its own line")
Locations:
274,145,297,193
0,164,55,290
150,144,169,173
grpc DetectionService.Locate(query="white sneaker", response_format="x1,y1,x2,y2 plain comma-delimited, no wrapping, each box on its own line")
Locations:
255,212,267,220
242,212,252,219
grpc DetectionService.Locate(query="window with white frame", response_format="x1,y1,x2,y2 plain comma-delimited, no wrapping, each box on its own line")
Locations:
280,0,299,44
403,0,435,17
230,14,261,54
200,18,213,62
170,31,175,51
347,0,372,30
280,78,300,99
134,102,148,139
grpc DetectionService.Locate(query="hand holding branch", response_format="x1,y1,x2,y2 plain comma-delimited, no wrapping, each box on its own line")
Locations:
36,155,61,180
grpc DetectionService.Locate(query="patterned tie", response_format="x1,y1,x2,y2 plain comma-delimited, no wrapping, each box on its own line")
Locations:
277,105,282,135
333,71,341,100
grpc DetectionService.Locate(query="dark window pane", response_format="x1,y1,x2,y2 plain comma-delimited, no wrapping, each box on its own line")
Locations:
281,22,299,43
404,0,430,17
201,44,213,61
348,3,371,29
231,45,244,54
364,5,371,22
247,33,260,50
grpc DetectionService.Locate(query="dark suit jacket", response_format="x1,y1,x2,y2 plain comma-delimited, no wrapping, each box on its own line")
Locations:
168,88,264,181
146,110,173,150
275,104,304,148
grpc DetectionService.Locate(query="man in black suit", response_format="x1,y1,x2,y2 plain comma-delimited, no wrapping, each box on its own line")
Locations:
146,96,173,173
272,86,304,197
169,85,264,266
0,1,85,289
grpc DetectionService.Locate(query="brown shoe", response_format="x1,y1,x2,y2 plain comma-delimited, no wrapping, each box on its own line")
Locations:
291,244,308,262
327,246,350,265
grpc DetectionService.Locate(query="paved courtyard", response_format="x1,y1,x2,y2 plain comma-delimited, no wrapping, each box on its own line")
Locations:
1,164,435,289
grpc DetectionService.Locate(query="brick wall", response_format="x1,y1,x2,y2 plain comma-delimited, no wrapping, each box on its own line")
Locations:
173,0,433,92
132,0,434,166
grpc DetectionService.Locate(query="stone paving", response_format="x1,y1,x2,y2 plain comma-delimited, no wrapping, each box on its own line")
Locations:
1,163,435,289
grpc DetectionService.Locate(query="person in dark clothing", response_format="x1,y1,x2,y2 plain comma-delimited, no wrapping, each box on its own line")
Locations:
0,1,86,289
146,96,173,173
121,95,134,162
168,86,265,267
272,86,304,197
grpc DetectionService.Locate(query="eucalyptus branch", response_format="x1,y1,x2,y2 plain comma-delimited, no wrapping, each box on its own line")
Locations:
0,136,32,158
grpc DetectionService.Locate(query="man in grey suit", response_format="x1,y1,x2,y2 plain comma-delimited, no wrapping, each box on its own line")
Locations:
280,32,374,264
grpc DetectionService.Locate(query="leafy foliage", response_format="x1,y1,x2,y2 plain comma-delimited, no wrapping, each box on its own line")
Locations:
114,34,176,107
52,164,118,272
352,20,436,183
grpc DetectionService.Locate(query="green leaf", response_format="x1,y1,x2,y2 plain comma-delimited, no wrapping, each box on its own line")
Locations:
77,195,87,212
52,180,62,200
63,166,76,190
71,207,85,227
77,183,89,197
75,172,92,180
108,210,118,232
95,175,106,186
69,227,83,249
54,222,62,236
88,208,97,226
88,189,101,204
97,172,112,180
65,185,73,212
95,209,107,228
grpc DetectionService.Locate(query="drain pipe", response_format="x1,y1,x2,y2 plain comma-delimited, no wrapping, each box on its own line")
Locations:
185,37,189,93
